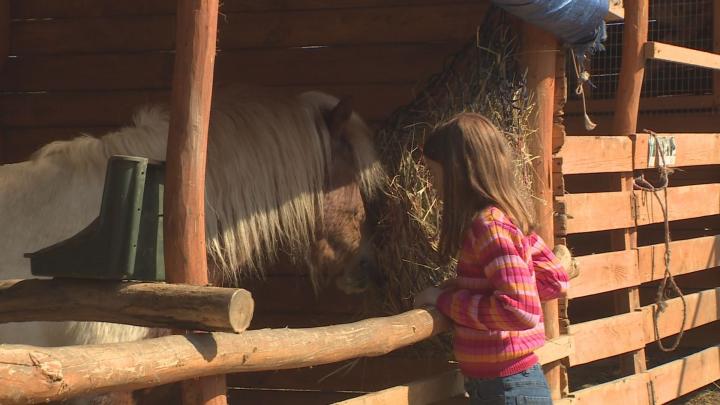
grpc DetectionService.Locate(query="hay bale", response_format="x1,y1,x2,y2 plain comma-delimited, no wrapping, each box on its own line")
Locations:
369,9,536,321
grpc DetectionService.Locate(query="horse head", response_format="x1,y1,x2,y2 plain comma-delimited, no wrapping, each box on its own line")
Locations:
301,92,385,294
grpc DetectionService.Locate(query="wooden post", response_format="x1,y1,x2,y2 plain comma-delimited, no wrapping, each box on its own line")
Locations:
521,22,562,400
611,0,649,376
165,0,224,404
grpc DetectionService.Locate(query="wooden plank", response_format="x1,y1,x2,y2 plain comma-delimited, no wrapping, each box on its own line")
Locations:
536,335,573,366
0,309,451,404
644,42,720,71
9,4,489,55
635,184,720,226
648,345,720,404
558,191,634,234
557,136,633,174
653,288,720,341
559,373,651,405
332,370,465,405
561,184,720,234
10,0,476,18
568,250,639,299
634,133,720,169
0,84,415,127
638,235,720,283
335,335,572,405
565,95,716,114
569,310,647,366
2,127,116,163
607,1,624,22
0,44,458,91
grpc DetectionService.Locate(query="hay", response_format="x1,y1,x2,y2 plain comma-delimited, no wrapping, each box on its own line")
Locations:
369,9,537,320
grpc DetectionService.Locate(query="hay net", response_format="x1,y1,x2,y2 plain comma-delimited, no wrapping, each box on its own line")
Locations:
369,8,536,316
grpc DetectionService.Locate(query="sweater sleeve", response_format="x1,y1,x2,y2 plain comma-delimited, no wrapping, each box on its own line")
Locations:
528,233,569,301
435,218,542,331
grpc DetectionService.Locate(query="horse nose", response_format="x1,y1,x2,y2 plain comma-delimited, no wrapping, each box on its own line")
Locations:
335,256,384,295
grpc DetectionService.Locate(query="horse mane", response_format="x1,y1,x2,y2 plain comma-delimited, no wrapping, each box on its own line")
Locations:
26,86,383,285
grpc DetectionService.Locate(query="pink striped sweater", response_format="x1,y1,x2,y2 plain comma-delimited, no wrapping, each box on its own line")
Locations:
436,206,569,378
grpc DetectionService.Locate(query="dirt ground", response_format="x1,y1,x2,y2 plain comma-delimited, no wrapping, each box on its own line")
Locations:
671,384,720,405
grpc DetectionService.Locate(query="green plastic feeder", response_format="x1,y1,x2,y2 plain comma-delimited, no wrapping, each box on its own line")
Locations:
27,155,166,281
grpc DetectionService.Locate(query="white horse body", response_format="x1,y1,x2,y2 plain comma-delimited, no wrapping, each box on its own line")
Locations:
0,87,381,347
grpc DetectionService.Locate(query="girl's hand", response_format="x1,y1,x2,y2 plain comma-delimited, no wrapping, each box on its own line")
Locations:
413,286,444,309
438,278,457,289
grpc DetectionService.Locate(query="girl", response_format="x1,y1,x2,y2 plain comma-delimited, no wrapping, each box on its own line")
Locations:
414,113,571,404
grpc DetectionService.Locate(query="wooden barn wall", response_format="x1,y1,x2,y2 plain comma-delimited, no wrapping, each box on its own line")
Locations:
0,0,489,164
0,2,487,403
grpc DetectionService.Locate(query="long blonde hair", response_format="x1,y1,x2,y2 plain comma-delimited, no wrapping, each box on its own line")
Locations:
422,112,534,262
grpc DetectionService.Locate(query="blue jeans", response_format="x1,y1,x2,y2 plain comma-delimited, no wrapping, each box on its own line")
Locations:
465,363,552,404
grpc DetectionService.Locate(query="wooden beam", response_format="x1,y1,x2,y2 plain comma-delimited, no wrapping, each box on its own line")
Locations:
332,370,465,405
558,184,720,234
561,345,720,404
638,235,720,283
336,335,574,405
557,136,633,174
648,345,720,404
634,133,720,169
0,279,253,333
165,0,222,404
607,1,625,22
645,41,720,71
569,288,720,366
521,21,562,400
568,250,639,299
569,310,648,366
0,309,451,404
557,373,652,405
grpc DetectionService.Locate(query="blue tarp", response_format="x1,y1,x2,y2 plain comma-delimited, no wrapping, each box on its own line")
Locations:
491,0,608,59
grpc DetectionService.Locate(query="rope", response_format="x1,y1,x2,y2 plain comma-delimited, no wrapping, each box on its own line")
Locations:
634,130,686,352
570,49,597,131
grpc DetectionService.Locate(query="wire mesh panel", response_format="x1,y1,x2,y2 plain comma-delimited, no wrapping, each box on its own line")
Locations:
571,0,714,101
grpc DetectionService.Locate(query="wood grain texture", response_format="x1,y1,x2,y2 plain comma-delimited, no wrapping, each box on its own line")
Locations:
557,136,633,174
645,41,720,71
0,279,253,332
0,309,451,404
8,4,488,55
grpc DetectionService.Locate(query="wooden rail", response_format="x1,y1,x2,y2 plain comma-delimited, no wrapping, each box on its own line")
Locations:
558,133,720,175
334,335,574,405
556,345,720,405
556,183,720,234
569,234,720,299
0,279,254,332
570,288,720,366
645,41,720,71
0,308,451,404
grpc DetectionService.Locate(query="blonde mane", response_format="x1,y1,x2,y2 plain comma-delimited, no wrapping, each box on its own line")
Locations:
26,86,383,285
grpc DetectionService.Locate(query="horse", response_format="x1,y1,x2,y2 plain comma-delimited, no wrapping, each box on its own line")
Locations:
0,85,384,352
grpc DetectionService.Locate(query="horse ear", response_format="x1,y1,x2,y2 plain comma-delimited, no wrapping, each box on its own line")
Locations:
326,97,353,138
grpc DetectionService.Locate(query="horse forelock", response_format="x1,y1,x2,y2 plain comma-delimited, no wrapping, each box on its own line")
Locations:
299,91,385,200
